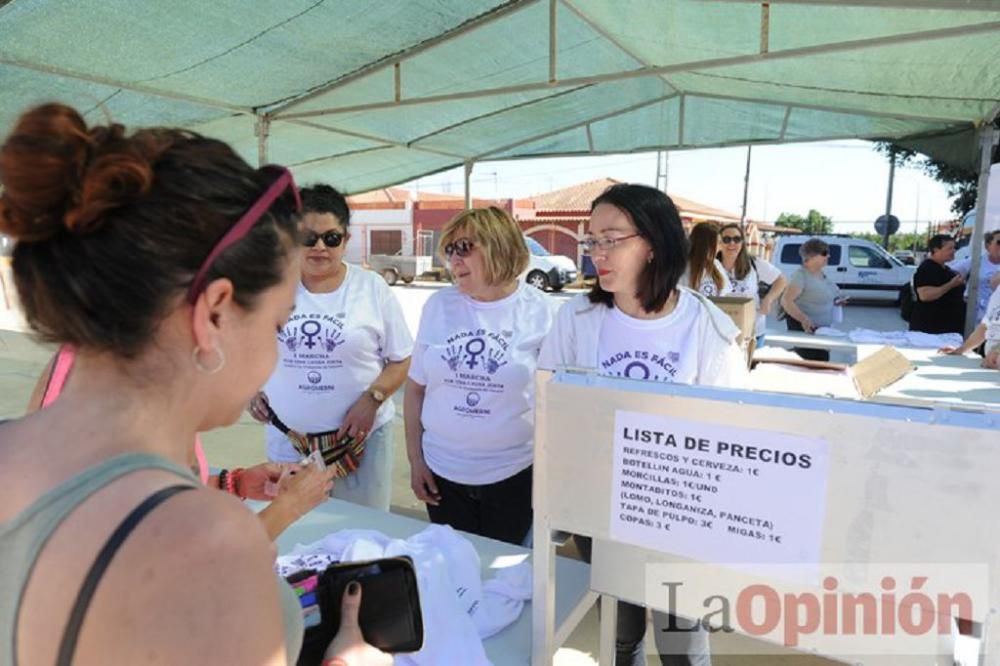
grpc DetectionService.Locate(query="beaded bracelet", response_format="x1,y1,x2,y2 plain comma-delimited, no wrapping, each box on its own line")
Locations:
217,469,228,491
230,467,246,499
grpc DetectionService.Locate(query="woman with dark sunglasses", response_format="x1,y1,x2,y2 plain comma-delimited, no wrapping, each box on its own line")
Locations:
539,184,747,666
0,105,388,666
716,222,787,349
779,237,844,361
404,207,555,545
249,184,413,513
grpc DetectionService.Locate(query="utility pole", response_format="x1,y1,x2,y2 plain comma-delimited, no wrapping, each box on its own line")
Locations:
740,146,752,230
655,150,669,194
882,148,896,250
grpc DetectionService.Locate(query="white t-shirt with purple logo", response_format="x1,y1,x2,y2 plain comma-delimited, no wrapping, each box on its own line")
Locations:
598,292,706,384
408,283,555,485
682,259,732,298
725,256,783,337
265,264,413,462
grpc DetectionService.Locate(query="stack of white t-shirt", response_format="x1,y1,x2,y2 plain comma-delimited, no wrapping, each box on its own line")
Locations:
408,283,555,485
275,524,532,666
265,264,413,462
725,256,783,337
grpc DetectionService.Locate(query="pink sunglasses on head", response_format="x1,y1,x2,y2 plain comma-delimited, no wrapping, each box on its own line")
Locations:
186,167,302,303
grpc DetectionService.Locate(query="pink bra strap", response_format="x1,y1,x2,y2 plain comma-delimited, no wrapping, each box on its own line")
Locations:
42,346,76,408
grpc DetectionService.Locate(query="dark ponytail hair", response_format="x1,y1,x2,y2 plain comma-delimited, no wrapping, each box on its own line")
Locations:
0,103,300,357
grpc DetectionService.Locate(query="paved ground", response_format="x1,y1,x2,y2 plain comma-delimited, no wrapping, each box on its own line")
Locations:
0,281,909,665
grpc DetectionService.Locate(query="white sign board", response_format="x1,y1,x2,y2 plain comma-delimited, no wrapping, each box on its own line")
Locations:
610,410,830,577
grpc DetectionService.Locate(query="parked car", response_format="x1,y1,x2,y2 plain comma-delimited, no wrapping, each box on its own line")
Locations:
892,249,916,265
368,253,433,286
772,235,915,303
523,236,577,291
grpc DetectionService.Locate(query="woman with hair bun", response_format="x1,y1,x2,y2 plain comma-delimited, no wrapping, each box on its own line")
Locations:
0,105,388,666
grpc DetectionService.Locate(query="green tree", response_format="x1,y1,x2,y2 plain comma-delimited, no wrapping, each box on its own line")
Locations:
775,209,833,235
874,128,999,217
854,231,928,253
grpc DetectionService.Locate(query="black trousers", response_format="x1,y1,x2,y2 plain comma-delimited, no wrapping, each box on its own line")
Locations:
426,465,533,546
785,317,831,362
576,536,711,666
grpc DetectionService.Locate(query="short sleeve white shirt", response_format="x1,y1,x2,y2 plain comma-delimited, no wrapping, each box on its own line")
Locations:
683,259,732,297
597,290,740,387
265,264,413,462
408,283,555,485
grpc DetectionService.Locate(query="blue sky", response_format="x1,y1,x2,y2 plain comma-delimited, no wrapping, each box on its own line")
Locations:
404,140,956,234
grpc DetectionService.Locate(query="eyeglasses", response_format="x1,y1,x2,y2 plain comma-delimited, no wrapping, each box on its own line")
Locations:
444,238,475,258
579,234,640,254
303,230,344,248
720,236,743,245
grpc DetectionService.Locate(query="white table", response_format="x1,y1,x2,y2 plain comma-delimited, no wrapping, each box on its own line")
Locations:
751,343,1000,411
857,345,1000,409
267,498,593,665
759,330,859,362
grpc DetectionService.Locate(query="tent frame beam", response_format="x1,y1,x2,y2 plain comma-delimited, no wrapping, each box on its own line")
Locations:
473,93,677,160
0,55,252,116
280,118,468,160
270,0,541,115
277,19,1000,120
692,90,970,125
713,0,1000,9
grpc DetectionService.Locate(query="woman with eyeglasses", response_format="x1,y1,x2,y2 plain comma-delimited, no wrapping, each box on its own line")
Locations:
0,105,388,666
779,237,844,362
404,207,554,545
249,185,412,513
682,222,731,297
716,222,787,349
539,184,747,666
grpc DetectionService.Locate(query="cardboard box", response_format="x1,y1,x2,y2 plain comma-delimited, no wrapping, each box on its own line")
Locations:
707,295,755,343
750,346,913,399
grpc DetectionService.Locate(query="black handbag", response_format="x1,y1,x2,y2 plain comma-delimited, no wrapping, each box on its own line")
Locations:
293,556,424,665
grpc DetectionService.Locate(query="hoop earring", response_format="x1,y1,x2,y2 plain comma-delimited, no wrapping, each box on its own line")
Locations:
192,346,226,375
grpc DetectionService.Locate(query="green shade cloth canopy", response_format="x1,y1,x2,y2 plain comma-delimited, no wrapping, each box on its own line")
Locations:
2,0,999,192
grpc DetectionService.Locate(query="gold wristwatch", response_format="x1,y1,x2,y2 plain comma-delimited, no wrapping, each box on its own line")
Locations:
367,387,387,404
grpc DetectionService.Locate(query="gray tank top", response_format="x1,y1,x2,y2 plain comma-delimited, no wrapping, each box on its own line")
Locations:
0,452,303,665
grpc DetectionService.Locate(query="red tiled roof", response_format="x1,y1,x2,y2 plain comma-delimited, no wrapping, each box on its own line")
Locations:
524,177,743,223
347,187,465,205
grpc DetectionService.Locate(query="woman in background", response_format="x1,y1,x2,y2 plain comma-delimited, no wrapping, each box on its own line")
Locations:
779,237,844,362
405,207,554,546
683,222,731,297
716,222,786,348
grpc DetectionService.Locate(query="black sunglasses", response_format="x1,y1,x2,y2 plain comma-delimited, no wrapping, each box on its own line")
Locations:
303,230,344,248
720,236,743,245
444,238,475,258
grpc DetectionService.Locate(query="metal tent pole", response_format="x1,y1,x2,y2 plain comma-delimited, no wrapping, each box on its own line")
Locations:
963,125,1000,336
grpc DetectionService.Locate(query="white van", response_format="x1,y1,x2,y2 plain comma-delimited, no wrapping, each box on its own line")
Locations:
523,236,577,291
772,235,915,303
